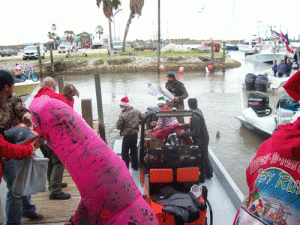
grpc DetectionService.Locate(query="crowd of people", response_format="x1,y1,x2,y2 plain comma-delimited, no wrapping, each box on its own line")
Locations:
0,68,214,224
0,70,80,224
1,58,300,224
272,54,297,77
116,71,213,181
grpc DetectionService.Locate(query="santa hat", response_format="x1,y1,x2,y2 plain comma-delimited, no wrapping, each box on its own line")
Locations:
283,70,300,103
120,96,130,107
157,96,166,108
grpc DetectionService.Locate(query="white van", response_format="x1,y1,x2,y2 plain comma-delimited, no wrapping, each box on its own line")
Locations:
108,41,123,54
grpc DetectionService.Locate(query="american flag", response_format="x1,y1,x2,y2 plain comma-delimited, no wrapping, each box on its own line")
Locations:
271,29,280,40
280,31,295,54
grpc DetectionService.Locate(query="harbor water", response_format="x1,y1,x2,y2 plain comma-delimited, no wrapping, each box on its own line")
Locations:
0,50,287,217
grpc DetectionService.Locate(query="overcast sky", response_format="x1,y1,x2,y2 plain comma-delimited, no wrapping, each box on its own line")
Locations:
0,0,298,46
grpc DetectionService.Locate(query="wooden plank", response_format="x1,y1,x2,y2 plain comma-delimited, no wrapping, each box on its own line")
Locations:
22,171,81,225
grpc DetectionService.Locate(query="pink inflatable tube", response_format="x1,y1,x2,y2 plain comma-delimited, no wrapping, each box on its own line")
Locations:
29,96,158,225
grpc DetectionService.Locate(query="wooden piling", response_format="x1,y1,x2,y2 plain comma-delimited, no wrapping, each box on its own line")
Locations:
94,74,106,142
81,99,93,128
50,46,54,73
223,42,226,63
211,41,215,65
57,76,64,94
37,46,43,77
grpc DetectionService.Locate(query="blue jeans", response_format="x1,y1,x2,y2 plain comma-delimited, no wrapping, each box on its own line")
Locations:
2,159,36,225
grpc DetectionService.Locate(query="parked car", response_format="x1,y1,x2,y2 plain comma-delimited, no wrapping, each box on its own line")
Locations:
82,44,91,48
1,49,18,57
58,43,74,53
134,44,156,51
23,46,45,60
134,45,145,51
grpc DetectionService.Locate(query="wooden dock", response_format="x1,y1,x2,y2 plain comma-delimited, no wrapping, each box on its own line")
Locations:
21,138,121,225
22,171,80,225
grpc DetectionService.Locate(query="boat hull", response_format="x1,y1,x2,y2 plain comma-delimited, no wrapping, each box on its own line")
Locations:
14,80,39,101
245,53,288,63
113,139,243,225
236,115,272,139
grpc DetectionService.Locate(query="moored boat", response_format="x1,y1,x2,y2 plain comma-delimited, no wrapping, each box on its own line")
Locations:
14,80,40,101
236,91,300,138
239,22,294,63
114,109,244,224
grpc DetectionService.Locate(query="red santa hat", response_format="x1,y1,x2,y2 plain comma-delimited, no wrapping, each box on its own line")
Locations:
120,96,130,107
283,70,300,103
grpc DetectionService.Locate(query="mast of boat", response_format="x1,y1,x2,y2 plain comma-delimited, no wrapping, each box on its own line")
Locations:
229,0,235,44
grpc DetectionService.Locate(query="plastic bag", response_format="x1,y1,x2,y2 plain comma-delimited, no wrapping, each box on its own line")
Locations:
12,156,48,197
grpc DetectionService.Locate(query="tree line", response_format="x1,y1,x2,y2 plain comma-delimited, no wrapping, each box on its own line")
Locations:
47,0,144,51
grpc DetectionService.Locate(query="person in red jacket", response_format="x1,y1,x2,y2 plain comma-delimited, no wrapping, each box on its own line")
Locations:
0,133,36,182
34,77,70,105
233,70,300,225
0,131,36,224
34,77,73,200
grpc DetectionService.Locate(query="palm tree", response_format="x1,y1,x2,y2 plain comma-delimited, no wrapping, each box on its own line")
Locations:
64,30,75,44
51,24,56,33
95,25,104,39
80,32,92,46
47,23,58,49
122,0,144,51
96,0,121,52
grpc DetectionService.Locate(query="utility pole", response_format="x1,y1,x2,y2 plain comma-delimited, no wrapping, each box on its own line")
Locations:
157,0,161,75
113,9,122,41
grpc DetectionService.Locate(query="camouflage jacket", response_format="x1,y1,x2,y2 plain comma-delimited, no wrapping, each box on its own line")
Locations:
0,94,31,131
116,107,144,136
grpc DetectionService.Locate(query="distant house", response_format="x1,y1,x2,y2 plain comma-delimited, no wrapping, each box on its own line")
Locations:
59,35,81,47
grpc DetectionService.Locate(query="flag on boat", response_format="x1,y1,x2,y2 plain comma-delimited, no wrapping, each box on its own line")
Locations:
280,31,290,45
271,29,280,40
280,31,294,54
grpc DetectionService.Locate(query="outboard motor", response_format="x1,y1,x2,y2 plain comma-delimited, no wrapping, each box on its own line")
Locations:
244,73,256,91
248,91,272,117
255,74,269,92
276,94,299,111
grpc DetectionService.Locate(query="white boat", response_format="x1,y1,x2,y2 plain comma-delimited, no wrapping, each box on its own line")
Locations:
236,91,300,138
240,22,294,63
236,107,300,138
14,80,40,102
245,50,291,63
244,37,293,63
113,109,244,224
242,68,297,93
237,35,259,52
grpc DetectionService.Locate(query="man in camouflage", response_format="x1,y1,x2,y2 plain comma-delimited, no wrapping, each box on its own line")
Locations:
116,96,144,171
0,70,43,224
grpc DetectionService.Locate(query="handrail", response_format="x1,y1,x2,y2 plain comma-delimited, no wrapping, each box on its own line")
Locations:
139,110,203,169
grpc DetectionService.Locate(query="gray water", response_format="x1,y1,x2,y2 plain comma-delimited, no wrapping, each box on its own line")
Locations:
57,51,272,195
0,51,283,218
